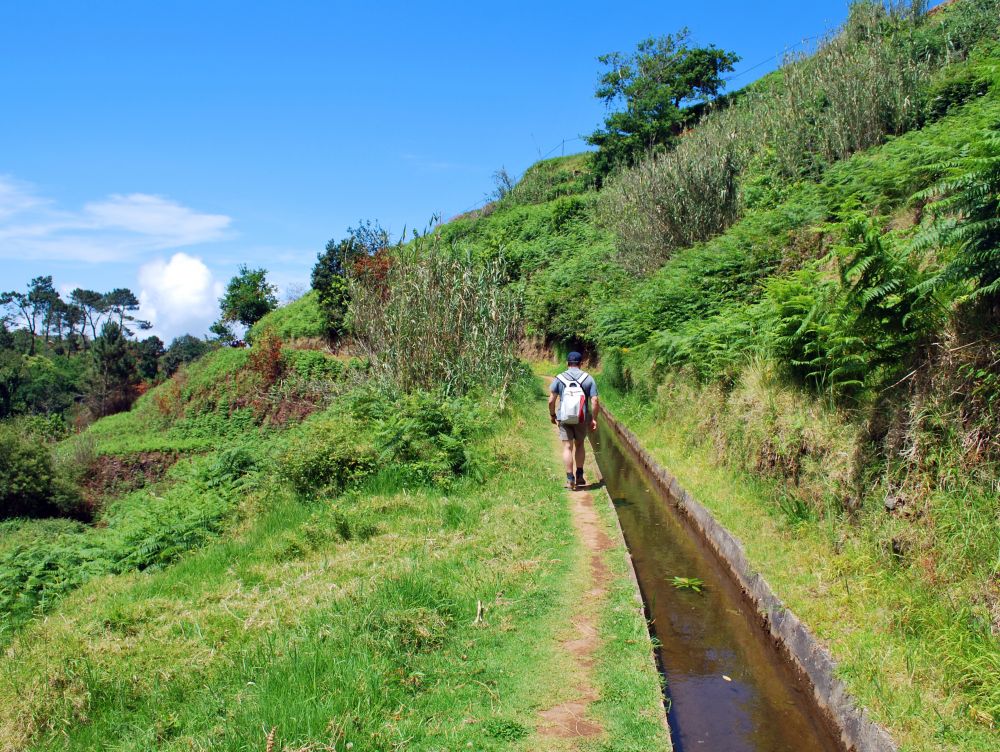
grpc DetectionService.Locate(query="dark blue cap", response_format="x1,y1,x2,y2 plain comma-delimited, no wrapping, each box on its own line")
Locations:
567,351,583,364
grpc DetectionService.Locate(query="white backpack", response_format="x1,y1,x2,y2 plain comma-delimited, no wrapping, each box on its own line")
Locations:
555,371,591,425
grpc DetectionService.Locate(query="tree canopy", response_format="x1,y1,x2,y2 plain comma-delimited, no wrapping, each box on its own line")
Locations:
587,30,740,177
218,265,278,331
311,220,392,341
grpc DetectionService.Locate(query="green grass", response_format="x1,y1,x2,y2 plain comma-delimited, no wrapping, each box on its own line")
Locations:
77,348,257,455
249,289,328,342
600,382,999,750
0,452,250,643
0,381,669,751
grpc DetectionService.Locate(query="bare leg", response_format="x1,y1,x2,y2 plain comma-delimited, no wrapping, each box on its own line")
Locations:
574,439,586,474
562,440,575,474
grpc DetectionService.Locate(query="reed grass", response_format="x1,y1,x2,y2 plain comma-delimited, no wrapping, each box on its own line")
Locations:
598,0,997,268
349,242,523,401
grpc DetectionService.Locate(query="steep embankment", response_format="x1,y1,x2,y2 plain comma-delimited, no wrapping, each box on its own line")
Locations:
0,330,667,751
424,7,1000,748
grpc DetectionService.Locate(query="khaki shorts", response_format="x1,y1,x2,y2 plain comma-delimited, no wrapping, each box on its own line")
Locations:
558,420,589,442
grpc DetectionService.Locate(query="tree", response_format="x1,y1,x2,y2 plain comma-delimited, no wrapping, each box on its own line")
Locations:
346,219,391,256
0,325,24,419
69,288,107,344
311,220,391,341
102,287,146,333
62,302,86,351
312,237,360,340
0,291,32,345
1,277,61,354
162,334,211,376
488,167,516,202
135,335,165,381
88,321,135,417
586,30,740,177
29,277,62,343
209,320,237,346
219,265,278,331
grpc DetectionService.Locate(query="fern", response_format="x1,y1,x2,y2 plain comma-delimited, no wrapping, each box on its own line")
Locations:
912,127,1000,301
763,217,938,403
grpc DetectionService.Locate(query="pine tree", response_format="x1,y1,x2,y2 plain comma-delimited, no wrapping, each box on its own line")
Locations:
89,321,135,417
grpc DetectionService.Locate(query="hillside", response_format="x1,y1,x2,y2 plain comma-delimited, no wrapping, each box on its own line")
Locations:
421,3,1000,747
3,1,1000,750
0,325,666,750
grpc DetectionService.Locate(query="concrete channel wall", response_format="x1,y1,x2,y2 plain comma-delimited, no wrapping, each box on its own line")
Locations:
600,407,898,752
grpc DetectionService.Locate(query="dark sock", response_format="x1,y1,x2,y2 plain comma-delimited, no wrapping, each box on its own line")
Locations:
566,472,575,483
576,469,585,479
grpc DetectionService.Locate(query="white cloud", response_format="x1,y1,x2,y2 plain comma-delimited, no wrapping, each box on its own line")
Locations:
0,175,47,220
138,252,224,341
0,175,233,262
84,194,230,245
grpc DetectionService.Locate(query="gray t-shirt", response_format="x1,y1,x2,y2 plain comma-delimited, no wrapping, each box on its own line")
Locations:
550,368,598,420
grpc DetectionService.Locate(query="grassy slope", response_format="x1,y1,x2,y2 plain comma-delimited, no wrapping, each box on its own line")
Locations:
435,47,1000,750
0,347,667,750
249,290,328,342
585,56,1000,750
600,383,997,751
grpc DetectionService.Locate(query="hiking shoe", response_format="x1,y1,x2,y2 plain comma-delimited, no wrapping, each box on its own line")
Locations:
575,471,586,489
566,473,576,490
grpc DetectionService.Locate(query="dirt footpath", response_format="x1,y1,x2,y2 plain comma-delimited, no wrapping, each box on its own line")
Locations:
536,423,614,744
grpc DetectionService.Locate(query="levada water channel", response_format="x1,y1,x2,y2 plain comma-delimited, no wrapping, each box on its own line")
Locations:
590,422,844,752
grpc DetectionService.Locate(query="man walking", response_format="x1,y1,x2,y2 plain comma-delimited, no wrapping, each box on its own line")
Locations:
549,351,599,490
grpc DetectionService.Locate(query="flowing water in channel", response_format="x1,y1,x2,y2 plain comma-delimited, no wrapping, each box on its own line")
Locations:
590,424,843,752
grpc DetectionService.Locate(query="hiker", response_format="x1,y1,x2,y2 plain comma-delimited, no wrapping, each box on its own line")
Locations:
549,351,599,490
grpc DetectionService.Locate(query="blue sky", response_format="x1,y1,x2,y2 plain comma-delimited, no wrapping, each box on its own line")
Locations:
1,0,859,341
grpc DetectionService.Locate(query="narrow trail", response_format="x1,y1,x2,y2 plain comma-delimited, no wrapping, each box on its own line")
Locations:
536,417,612,744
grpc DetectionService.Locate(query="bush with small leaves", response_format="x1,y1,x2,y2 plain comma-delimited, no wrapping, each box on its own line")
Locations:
0,425,81,518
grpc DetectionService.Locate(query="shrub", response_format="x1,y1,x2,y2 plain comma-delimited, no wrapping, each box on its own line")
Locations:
912,125,1000,303
591,194,807,350
201,445,259,489
754,1,931,179
598,116,741,269
923,61,992,121
277,388,492,496
247,329,284,387
524,235,623,346
162,334,213,376
0,425,80,518
283,349,344,381
9,413,69,442
760,219,938,402
649,306,757,384
277,415,378,496
374,391,487,485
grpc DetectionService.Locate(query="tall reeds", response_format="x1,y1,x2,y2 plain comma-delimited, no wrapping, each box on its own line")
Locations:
598,0,982,268
596,116,741,271
349,240,523,401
